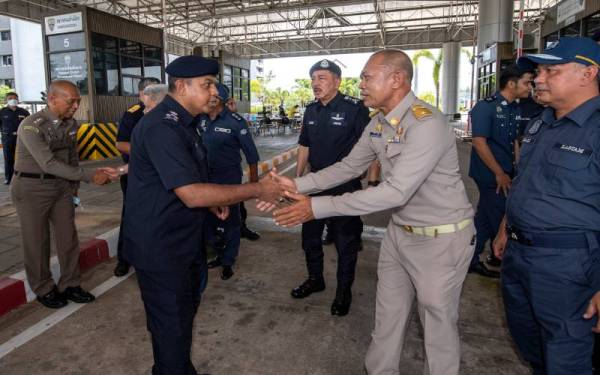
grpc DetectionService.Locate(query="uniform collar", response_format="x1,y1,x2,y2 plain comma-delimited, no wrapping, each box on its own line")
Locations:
162,95,195,127
495,91,514,106
541,96,600,128
378,91,417,127
42,108,69,127
318,91,342,109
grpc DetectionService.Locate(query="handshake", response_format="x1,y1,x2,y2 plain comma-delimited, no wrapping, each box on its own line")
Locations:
255,168,314,227
91,165,127,185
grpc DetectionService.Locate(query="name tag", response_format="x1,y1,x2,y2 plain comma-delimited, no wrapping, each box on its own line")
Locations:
522,136,535,144
554,143,592,155
214,127,231,134
369,132,382,138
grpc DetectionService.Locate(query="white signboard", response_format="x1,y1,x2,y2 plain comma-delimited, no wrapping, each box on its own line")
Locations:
45,12,83,35
557,0,585,24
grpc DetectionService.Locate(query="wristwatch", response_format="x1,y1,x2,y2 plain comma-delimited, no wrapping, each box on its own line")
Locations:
118,167,126,175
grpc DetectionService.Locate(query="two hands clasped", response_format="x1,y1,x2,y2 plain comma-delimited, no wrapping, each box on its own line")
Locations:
255,168,315,227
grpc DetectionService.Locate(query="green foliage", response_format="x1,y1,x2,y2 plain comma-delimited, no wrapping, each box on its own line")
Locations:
418,91,436,106
413,50,442,108
0,85,15,105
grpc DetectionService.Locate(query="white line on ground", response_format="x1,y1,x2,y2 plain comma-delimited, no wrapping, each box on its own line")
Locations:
0,272,133,360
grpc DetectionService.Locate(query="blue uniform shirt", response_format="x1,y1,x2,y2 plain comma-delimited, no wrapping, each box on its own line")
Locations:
123,95,209,271
299,92,370,172
469,92,520,186
198,108,259,169
116,102,145,162
0,106,30,136
506,96,600,232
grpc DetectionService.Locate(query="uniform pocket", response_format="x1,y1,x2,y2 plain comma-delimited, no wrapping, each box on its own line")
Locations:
385,143,403,159
546,147,592,193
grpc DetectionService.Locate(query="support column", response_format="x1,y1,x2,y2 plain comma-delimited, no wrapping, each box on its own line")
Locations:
441,41,460,116
477,0,514,52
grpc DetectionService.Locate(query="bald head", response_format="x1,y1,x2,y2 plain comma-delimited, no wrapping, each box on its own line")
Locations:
47,80,81,119
370,49,413,82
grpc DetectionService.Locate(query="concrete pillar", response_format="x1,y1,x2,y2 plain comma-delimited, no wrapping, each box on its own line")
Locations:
441,41,460,116
477,0,513,52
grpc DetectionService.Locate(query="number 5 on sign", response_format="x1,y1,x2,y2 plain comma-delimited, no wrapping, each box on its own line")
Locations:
63,38,70,48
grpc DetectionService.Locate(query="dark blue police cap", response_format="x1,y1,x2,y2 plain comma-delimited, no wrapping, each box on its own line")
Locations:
165,55,219,78
216,83,230,101
309,59,342,77
517,37,600,70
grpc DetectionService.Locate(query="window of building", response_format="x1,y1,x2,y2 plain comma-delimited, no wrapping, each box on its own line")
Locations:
0,79,14,87
560,20,582,37
222,65,249,102
0,55,12,66
585,13,600,38
1,31,10,41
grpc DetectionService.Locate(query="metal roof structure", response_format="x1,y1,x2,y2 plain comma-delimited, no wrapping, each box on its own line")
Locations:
2,0,557,58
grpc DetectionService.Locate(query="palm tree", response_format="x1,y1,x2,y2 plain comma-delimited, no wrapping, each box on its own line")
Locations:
412,50,443,108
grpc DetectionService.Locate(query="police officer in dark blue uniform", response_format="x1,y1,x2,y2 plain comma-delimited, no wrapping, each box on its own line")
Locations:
292,59,370,316
468,64,533,278
114,77,161,277
1,92,29,184
494,37,600,375
199,83,260,280
123,55,282,375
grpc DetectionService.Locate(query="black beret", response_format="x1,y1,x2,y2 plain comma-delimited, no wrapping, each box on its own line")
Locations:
165,55,219,78
309,59,342,77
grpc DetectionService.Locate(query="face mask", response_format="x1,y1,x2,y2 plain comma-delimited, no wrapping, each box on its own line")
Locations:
7,99,17,107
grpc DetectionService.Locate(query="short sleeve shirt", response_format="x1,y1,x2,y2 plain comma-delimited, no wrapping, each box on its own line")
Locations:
0,106,30,135
299,92,370,172
116,102,145,162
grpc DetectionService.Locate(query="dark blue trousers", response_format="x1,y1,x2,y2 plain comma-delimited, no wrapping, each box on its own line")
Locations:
2,134,16,182
502,238,599,374
207,166,242,266
136,252,208,375
301,180,363,289
472,182,506,266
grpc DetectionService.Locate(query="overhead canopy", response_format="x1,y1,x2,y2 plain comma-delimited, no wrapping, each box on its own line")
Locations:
1,0,554,58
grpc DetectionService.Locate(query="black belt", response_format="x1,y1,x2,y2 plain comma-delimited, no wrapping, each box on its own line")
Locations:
15,171,56,179
507,225,600,249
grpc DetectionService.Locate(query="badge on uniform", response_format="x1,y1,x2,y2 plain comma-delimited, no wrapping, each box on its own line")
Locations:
370,123,383,138
214,127,231,134
330,112,346,126
496,106,502,113
389,126,403,143
528,119,543,135
240,129,248,135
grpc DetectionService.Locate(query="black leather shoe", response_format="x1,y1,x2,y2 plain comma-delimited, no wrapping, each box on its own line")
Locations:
62,286,95,303
241,224,260,241
113,261,130,277
207,258,222,269
331,288,352,316
36,286,68,309
291,278,326,299
486,254,502,267
221,265,234,280
468,261,500,278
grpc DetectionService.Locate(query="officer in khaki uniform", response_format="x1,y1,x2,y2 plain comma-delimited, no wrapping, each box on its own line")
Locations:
11,80,110,309
269,50,474,375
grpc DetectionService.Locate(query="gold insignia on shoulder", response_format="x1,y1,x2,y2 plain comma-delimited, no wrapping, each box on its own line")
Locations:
390,118,400,127
22,125,39,133
369,109,380,118
411,104,432,120
375,122,383,132
127,104,141,113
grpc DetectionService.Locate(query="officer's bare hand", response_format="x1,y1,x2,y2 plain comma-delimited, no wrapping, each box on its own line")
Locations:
210,206,229,221
583,291,600,333
92,169,111,185
273,191,314,227
99,167,121,181
269,167,297,193
257,173,283,204
492,227,508,260
495,173,512,196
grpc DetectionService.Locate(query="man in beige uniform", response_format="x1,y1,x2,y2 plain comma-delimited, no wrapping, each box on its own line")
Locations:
269,50,475,374
11,80,110,309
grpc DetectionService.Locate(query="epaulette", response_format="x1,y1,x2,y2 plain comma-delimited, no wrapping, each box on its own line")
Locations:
484,95,496,103
369,109,380,118
230,112,244,121
343,95,361,105
127,104,141,113
411,104,433,121
306,99,319,107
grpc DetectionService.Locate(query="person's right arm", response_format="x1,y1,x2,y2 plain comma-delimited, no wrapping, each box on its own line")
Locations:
296,146,309,177
470,104,511,196
116,111,136,156
492,215,508,259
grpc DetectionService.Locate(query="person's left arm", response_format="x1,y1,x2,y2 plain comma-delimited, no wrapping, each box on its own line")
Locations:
238,120,260,182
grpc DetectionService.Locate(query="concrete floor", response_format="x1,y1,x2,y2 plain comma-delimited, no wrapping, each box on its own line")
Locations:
0,138,531,375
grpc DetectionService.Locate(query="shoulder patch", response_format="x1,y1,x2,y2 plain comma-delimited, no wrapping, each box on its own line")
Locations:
21,125,39,133
127,104,141,113
411,104,433,121
369,109,380,118
231,112,243,121
343,95,360,105
164,111,179,122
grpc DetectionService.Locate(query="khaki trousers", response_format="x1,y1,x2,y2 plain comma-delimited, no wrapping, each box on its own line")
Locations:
10,176,81,296
365,221,475,375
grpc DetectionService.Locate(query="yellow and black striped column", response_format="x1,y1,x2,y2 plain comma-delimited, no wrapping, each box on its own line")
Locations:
77,123,121,161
